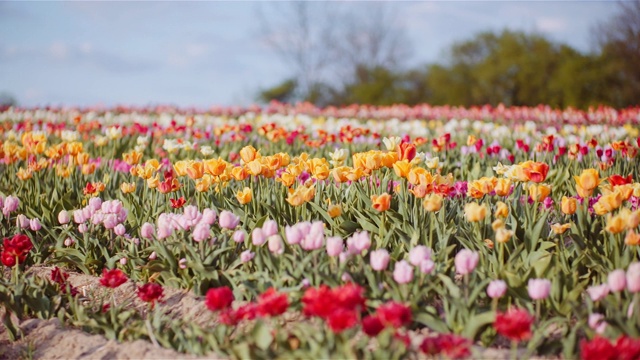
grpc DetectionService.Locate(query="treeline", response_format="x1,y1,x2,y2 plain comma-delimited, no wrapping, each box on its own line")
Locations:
259,3,640,109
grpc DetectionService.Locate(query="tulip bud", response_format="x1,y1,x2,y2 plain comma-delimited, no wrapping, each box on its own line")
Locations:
240,250,255,263
418,259,435,274
527,278,551,300
369,249,389,271
149,251,157,260
218,210,240,229
252,228,266,246
455,249,479,275
326,236,343,257
627,262,640,293
64,238,75,247
267,235,284,255
232,230,246,243
262,219,278,237
608,269,627,292
393,260,413,284
114,224,126,236
58,210,71,225
140,222,155,239
119,257,127,265
408,246,432,266
487,280,507,299
17,214,29,229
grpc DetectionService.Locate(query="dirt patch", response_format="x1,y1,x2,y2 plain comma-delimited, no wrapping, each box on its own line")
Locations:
0,318,200,360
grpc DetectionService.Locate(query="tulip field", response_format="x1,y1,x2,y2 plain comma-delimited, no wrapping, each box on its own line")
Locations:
1,103,640,359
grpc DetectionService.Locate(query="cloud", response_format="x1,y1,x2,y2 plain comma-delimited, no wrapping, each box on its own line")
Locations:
536,17,568,33
0,41,159,73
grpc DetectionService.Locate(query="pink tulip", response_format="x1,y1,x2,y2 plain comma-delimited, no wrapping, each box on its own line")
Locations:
219,210,240,229
114,224,126,236
608,269,627,292
588,313,607,334
103,214,118,229
232,230,246,243
78,223,88,234
58,210,70,225
91,212,104,225
64,238,75,247
528,278,551,300
326,236,343,257
179,258,187,269
370,249,390,271
89,197,102,211
487,280,507,299
587,284,610,301
627,262,640,293
268,235,284,255
192,223,211,242
252,228,266,246
393,260,413,284
2,195,19,216
73,209,86,224
149,251,157,260
201,208,217,225
408,246,432,266
418,259,435,275
262,219,278,237
140,222,155,239
285,225,303,245
301,221,324,250
240,250,255,263
454,249,479,275
17,214,29,229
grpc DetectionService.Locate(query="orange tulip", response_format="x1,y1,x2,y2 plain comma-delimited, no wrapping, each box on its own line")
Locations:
230,166,249,181
327,204,342,218
123,150,143,166
561,196,577,215
574,169,601,197
186,161,205,180
625,229,640,246
605,214,626,234
371,193,391,212
520,161,549,183
494,178,512,197
550,223,571,235
76,152,90,166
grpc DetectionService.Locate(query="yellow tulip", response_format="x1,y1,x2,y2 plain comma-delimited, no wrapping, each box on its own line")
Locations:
236,187,253,205
423,194,443,212
495,201,509,218
561,196,577,215
550,223,571,235
120,182,136,194
464,202,489,222
528,184,551,202
371,193,391,212
327,204,342,218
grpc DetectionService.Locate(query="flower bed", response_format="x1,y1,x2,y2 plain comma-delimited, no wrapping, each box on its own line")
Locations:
1,104,640,359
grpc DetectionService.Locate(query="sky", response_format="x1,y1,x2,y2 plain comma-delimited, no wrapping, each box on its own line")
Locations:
0,1,620,108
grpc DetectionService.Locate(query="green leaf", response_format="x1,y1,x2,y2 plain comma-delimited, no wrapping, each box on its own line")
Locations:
462,311,496,340
253,321,274,351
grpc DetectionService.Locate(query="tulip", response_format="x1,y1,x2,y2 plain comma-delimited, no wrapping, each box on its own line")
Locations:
464,202,488,222
268,235,284,255
140,222,155,239
17,214,29,229
232,230,246,243
527,278,551,300
588,313,607,334
627,262,640,293
192,223,211,242
64,238,75,247
73,210,86,224
103,214,119,229
528,183,551,202
326,237,343,257
370,249,390,271
149,251,157,260
587,284,610,301
78,223,88,234
495,227,513,244
58,210,70,225
240,250,255,263
114,224,126,236
219,210,240,229
608,269,627,292
285,225,303,245
393,260,413,284
423,194,443,212
2,195,19,216
301,221,324,250
418,259,435,274
487,280,507,299
262,219,278,237
561,196,577,215
252,228,266,246
236,187,253,205
408,246,432,266
327,204,342,218
119,257,128,265
495,201,509,218
201,208,217,225
454,249,479,275
371,193,391,212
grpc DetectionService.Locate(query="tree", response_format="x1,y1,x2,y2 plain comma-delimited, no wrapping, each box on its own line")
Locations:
593,0,640,107
257,2,411,105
